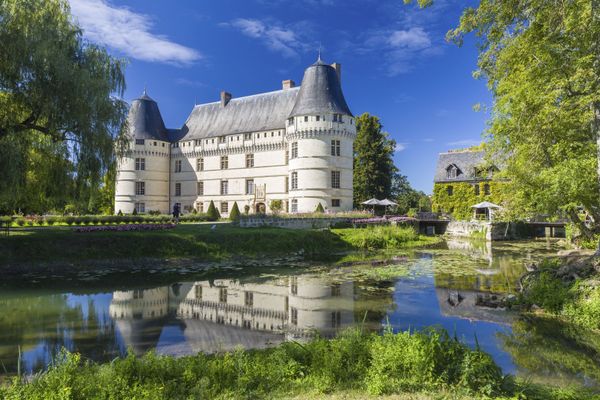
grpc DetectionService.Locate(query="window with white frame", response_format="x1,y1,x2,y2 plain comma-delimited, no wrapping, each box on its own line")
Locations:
219,136,226,143
221,180,228,195
197,158,203,171
331,171,341,189
196,202,203,213
219,287,227,303
134,202,145,213
246,153,254,168
287,117,294,126
291,172,298,190
175,160,182,173
220,156,228,169
135,158,145,170
195,285,202,300
285,150,289,164
135,182,145,195
220,202,228,213
135,139,144,145
246,179,254,195
291,199,298,213
244,291,253,307
291,142,298,159
332,199,340,207
285,176,289,193
197,181,204,195
244,133,252,140
175,182,181,196
331,140,340,156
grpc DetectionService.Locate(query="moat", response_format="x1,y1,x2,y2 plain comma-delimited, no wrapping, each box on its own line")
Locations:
1,239,598,391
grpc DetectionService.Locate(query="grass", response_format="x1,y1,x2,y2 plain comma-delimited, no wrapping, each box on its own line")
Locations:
1,327,591,400
0,224,442,269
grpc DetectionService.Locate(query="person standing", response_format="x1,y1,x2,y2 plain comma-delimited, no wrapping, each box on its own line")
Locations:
172,204,180,223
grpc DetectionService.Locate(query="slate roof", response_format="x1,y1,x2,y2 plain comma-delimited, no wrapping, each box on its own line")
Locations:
127,92,171,142
434,150,489,183
181,87,299,140
289,61,352,117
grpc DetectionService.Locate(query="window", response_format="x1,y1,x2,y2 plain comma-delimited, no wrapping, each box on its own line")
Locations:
219,288,227,303
331,283,341,297
291,277,298,294
244,291,253,307
331,140,341,156
246,179,254,195
316,115,320,122
196,202,203,213
332,199,340,207
446,185,453,196
197,181,204,195
304,116,308,122
153,141,157,146
446,165,459,179
195,285,202,300
197,158,204,171
219,136,226,143
287,117,294,126
175,182,181,196
220,155,228,169
291,199,298,213
175,160,182,173
221,202,228,213
291,172,298,190
135,139,145,145
221,180,228,195
133,290,144,299
291,142,298,159
331,171,341,189
474,184,480,195
135,158,145,171
484,184,491,195
333,114,338,122
135,182,145,195
333,113,342,122
244,133,251,140
285,176,289,193
331,311,341,328
134,202,145,213
291,307,298,325
246,153,254,168
285,150,289,165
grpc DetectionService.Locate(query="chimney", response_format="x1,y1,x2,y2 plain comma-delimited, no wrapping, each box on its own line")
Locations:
282,79,295,90
330,63,341,84
220,91,232,107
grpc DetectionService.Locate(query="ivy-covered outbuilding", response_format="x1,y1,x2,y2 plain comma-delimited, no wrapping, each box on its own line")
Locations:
432,149,507,220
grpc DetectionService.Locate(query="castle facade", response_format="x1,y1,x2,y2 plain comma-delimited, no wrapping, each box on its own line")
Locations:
115,57,355,215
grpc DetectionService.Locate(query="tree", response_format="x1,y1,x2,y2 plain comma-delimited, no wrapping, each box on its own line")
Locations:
0,0,128,214
229,202,241,221
269,199,283,214
206,201,221,221
353,113,398,207
410,0,600,237
315,202,325,213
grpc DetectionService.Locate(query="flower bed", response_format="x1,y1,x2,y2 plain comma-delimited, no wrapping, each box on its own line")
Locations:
73,223,176,233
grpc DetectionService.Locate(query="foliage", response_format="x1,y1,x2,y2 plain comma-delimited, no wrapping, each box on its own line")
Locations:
206,201,221,221
334,226,424,251
0,0,128,215
444,0,600,236
229,202,241,221
391,173,431,214
353,113,398,208
269,199,283,214
0,328,519,399
432,181,508,220
315,202,325,213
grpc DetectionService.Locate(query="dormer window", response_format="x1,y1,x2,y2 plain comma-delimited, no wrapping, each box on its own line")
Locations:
288,117,294,126
135,139,145,145
446,164,460,179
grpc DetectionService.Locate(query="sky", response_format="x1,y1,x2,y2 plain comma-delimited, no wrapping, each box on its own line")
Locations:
68,0,492,194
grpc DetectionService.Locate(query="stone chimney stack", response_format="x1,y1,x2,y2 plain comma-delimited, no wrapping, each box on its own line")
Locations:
330,63,341,84
220,91,232,107
282,79,295,90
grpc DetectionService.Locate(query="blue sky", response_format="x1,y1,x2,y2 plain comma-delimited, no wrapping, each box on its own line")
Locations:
69,0,491,193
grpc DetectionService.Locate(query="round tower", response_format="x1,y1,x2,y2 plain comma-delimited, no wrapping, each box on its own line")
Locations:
114,90,171,214
286,57,355,213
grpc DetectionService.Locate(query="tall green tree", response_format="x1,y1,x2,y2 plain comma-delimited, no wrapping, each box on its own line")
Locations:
353,113,398,207
409,0,600,237
0,0,128,214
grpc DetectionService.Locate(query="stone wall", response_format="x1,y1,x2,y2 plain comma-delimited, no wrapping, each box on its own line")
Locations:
445,220,521,241
239,217,348,229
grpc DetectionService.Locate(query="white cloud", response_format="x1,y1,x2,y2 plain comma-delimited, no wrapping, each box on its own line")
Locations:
69,0,201,65
446,139,481,147
388,27,431,49
222,18,311,58
175,78,206,88
395,143,408,152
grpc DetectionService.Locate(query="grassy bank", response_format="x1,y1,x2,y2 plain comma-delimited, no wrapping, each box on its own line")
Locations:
0,224,441,268
0,328,590,400
517,257,600,330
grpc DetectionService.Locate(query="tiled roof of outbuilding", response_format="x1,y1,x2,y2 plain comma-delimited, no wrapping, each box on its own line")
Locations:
434,150,488,183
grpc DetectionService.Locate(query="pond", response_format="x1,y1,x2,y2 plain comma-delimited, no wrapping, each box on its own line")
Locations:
0,238,598,391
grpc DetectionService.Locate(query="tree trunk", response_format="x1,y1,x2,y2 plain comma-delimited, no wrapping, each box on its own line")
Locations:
567,208,594,240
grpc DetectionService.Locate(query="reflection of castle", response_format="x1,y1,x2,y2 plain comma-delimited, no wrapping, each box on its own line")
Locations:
435,288,514,325
109,277,354,355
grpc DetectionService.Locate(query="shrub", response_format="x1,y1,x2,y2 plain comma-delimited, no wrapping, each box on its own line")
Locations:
315,202,325,213
117,209,123,216
45,216,58,226
229,202,241,221
35,216,45,226
15,217,26,227
132,208,138,216
206,201,221,221
64,216,75,226
148,210,161,216
270,199,283,214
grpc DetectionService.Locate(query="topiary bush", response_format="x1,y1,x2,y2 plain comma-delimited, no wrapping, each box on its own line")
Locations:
229,202,241,221
315,203,325,213
206,201,221,221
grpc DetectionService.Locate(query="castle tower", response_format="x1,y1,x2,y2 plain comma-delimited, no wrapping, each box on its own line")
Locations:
114,90,171,214
286,57,355,213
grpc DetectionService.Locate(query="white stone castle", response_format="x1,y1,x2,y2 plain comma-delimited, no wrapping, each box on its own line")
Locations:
115,57,356,216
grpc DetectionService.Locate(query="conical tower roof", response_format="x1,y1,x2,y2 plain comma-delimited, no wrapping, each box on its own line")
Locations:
289,58,352,118
127,90,170,142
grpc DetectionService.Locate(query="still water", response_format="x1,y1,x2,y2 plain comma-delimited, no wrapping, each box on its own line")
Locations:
1,239,598,389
